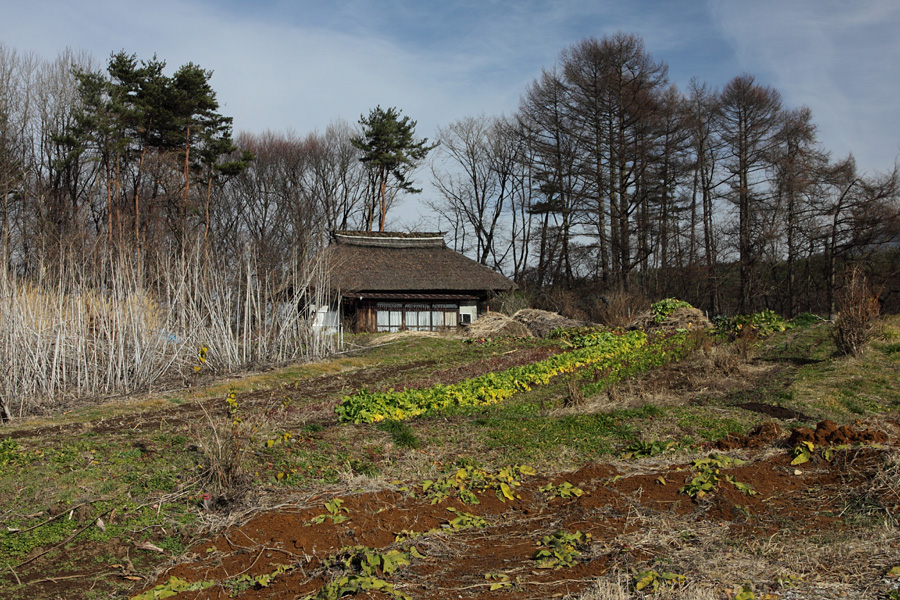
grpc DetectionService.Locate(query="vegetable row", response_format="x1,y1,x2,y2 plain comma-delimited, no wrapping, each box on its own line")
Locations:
335,330,648,423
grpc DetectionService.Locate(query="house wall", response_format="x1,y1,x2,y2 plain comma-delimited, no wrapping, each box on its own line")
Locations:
343,300,375,333
459,301,478,325
312,304,341,334
344,299,468,333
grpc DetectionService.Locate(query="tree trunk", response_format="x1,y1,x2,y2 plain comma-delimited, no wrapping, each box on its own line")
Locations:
378,175,386,232
105,135,113,249
0,395,10,422
135,143,146,251
205,172,213,243
183,123,191,258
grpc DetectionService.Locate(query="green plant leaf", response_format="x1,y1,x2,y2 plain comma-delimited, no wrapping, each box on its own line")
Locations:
734,585,756,600
790,450,810,466
635,570,658,591
733,481,756,495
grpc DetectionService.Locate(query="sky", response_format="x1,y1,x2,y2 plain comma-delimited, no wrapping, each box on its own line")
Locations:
3,0,899,225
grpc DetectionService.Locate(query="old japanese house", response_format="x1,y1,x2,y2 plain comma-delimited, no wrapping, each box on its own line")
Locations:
322,231,515,333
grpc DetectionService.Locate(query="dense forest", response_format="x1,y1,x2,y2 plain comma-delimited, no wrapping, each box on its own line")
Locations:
431,35,899,318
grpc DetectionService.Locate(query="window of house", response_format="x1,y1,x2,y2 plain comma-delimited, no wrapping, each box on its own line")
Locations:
376,303,403,332
404,303,430,331
374,302,460,332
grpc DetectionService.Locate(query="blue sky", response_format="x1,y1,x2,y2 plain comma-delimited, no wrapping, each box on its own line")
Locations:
4,1,899,222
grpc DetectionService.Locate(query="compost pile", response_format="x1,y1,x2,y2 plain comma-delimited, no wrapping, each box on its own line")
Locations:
512,308,589,338
465,312,531,338
629,306,712,332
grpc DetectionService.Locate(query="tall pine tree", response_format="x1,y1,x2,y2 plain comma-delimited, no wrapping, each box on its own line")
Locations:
352,106,435,231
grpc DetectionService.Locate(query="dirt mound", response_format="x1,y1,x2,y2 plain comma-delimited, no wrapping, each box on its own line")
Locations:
466,312,531,338
629,306,712,332
511,308,588,337
789,419,891,447
718,420,893,451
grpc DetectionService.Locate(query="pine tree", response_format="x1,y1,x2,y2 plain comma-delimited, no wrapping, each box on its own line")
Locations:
351,106,435,231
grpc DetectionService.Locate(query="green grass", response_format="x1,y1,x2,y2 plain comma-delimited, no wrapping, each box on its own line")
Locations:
0,426,202,580
670,408,750,441
376,419,421,449
786,316,900,418
480,408,649,461
2,318,900,600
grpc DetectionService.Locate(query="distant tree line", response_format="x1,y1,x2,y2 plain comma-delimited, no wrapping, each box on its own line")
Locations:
1,36,898,317
0,47,251,269
430,34,900,317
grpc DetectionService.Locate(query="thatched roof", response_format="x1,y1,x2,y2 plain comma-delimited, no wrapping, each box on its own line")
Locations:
324,231,515,296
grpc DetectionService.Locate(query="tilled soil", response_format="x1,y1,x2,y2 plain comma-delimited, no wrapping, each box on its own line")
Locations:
132,423,900,600
5,340,900,600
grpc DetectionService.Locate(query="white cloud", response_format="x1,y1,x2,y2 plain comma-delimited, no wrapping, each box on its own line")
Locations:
709,0,900,172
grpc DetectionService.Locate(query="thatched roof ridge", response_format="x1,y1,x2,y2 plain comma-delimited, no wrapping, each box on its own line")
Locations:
332,230,445,249
325,231,515,294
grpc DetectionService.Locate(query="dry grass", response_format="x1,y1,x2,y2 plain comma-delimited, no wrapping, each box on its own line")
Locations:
331,469,395,494
710,342,744,376
547,347,768,420
571,497,900,600
564,373,586,407
549,380,678,417
839,447,900,526
356,330,452,345
571,575,720,600
594,290,651,328
192,401,253,504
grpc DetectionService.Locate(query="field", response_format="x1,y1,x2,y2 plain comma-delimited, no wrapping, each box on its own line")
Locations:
1,316,899,600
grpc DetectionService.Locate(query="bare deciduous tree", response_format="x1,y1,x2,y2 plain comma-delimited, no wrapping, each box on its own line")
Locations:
718,74,783,312
430,114,513,270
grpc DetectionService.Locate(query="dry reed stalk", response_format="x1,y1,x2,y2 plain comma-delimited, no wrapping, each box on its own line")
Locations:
0,243,337,417
833,266,881,357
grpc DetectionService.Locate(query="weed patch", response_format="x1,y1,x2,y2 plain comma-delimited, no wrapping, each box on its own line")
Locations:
679,455,756,499
834,267,881,357
419,464,535,504
376,420,420,449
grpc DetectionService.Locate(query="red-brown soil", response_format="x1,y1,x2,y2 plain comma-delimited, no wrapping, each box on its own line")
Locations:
133,421,900,600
